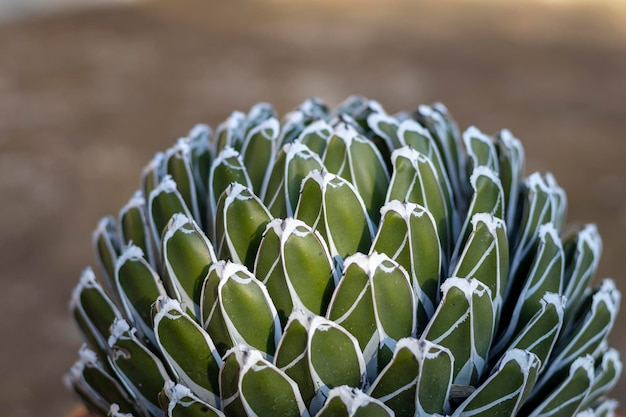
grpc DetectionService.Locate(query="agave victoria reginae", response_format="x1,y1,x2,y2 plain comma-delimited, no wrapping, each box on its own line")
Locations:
66,96,621,417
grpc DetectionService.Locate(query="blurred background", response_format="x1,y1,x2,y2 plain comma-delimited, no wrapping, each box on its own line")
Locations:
1,0,625,415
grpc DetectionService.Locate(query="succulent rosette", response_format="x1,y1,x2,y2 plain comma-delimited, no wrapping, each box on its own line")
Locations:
66,96,621,417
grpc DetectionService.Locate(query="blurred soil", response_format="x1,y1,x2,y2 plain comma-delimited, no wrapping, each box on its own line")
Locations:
0,0,625,415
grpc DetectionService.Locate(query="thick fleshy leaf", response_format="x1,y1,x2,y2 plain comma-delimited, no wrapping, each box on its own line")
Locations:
278,97,329,149
118,192,157,269
451,349,540,417
161,381,225,417
208,147,252,234
368,338,454,417
186,124,213,200
93,216,121,299
326,252,416,375
297,120,333,158
153,298,222,407
115,245,167,346
421,277,494,386
70,268,124,354
580,348,622,410
263,142,324,218
508,173,564,293
539,279,620,395
525,356,595,417
65,346,142,417
141,152,165,200
163,139,202,225
451,213,508,319
162,213,217,317
494,129,524,229
370,200,441,329
214,111,246,154
147,175,194,248
412,104,464,203
497,292,565,372
254,218,336,323
295,170,373,260
367,111,401,163
200,261,281,357
316,386,394,417
462,126,499,176
562,224,602,327
398,119,458,236
453,167,505,259
386,147,451,259
274,312,366,412
495,224,563,351
214,183,273,270
240,117,279,194
108,319,170,417
590,399,619,417
322,124,390,223
220,345,310,417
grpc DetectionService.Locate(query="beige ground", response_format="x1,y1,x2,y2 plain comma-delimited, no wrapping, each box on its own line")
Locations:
1,1,625,415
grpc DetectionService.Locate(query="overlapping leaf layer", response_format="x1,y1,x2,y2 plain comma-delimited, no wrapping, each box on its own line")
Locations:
67,97,621,417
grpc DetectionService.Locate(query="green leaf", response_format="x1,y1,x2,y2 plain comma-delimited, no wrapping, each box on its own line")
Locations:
413,104,464,204
315,386,394,417
118,192,157,269
451,349,540,417
453,167,505,258
274,312,366,412
161,381,225,417
370,200,441,330
162,213,217,318
421,277,494,386
115,245,167,346
263,142,324,218
508,173,565,295
562,224,602,328
451,214,508,320
147,175,194,248
214,183,273,270
580,348,622,410
208,147,252,236
498,292,565,372
70,268,124,354
367,111,402,151
326,252,416,376
295,170,373,260
386,147,452,260
524,356,595,417
66,346,142,417
186,124,213,203
322,124,390,224
254,218,336,324
539,279,620,396
153,298,222,408
220,345,310,417
92,216,121,300
141,152,164,200
214,111,246,154
494,129,524,229
462,126,499,176
200,261,281,357
297,120,333,157
368,338,453,417
240,117,279,194
108,319,170,417
163,139,202,226
495,224,563,352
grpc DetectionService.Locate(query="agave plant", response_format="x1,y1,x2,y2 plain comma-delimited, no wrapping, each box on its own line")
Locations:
66,96,621,417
